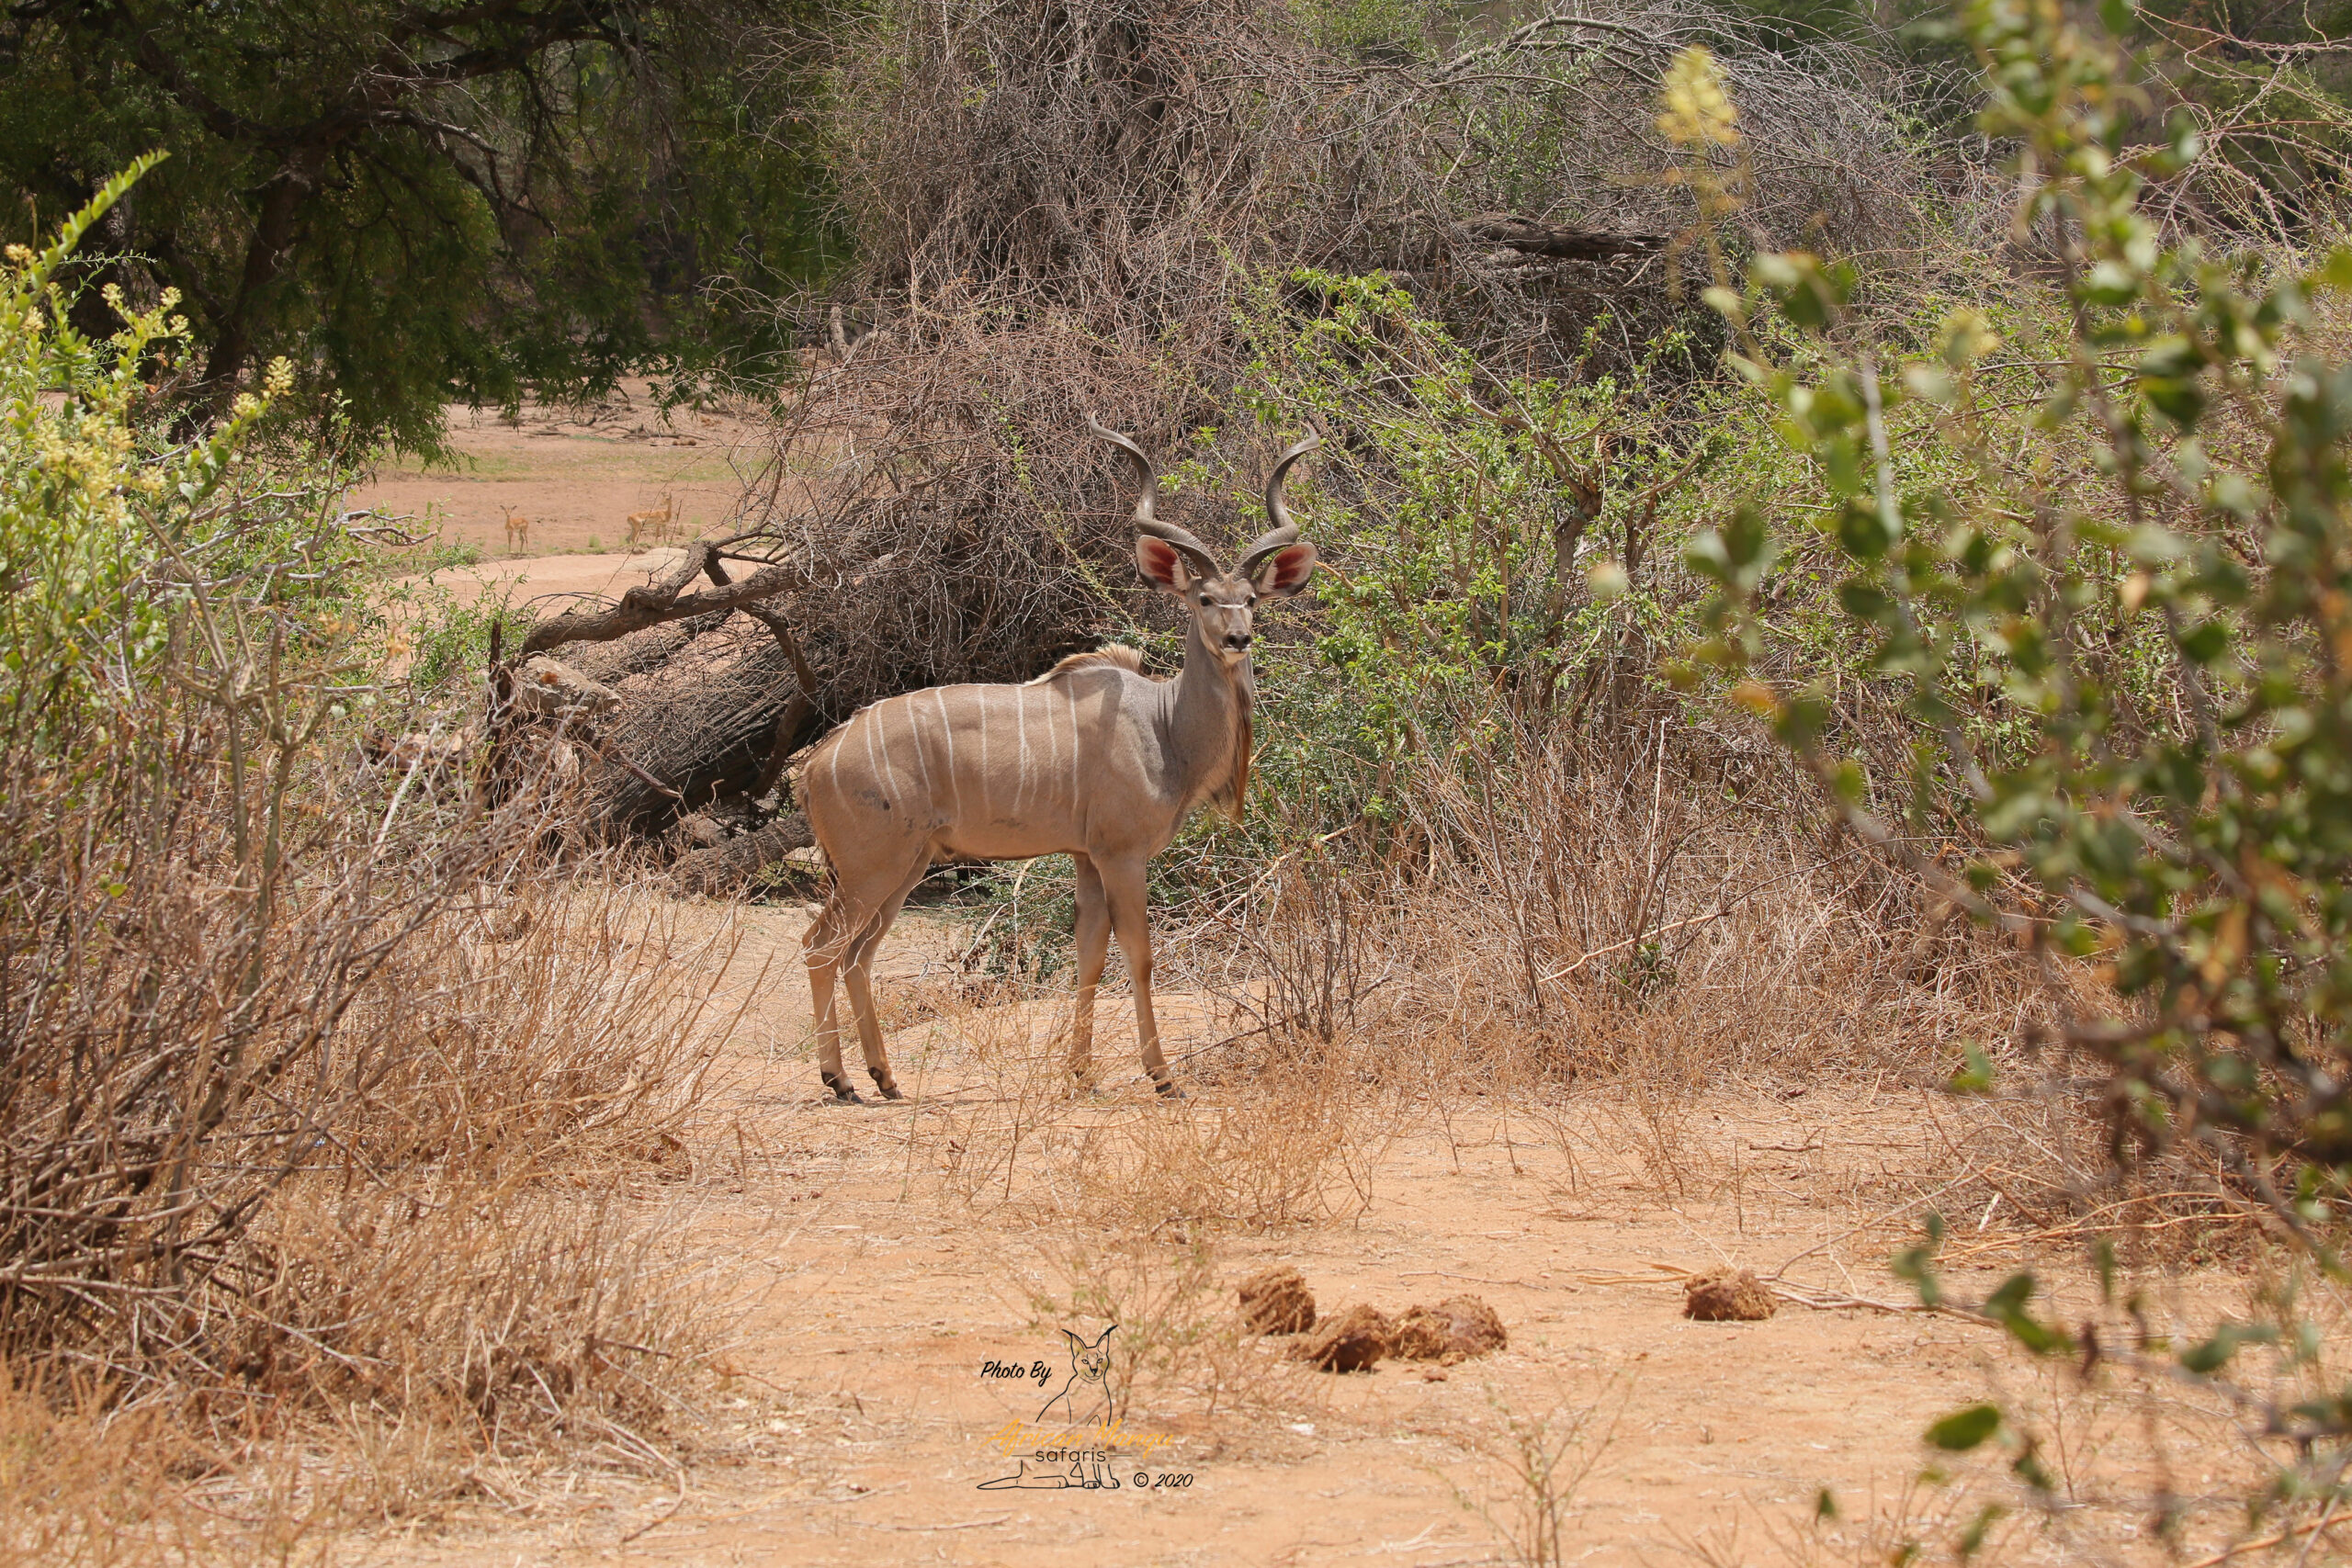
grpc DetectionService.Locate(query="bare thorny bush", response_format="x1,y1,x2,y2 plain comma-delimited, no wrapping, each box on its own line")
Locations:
732,0,2352,771
0,659,731,1548
708,1,1967,731
818,0,1953,342
1179,714,2056,1076
0,188,736,1558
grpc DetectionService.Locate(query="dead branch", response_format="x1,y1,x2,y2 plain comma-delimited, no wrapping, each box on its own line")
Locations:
516,542,808,660
669,814,815,897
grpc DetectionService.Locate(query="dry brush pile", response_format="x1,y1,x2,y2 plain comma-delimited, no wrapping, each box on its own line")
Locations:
1,626,733,1557
0,186,740,1560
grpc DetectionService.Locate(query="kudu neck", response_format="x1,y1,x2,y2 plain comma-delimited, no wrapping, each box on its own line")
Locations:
1164,618,1251,810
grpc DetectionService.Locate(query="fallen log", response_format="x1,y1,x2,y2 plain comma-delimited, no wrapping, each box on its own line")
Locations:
1453,213,1665,261
702,552,823,798
493,542,831,834
670,814,816,897
569,617,726,686
509,656,620,719
585,622,805,827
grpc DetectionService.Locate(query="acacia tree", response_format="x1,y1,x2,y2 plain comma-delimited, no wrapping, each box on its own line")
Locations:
0,0,832,450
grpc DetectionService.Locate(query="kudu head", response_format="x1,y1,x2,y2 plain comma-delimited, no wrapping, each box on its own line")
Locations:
1089,417,1320,669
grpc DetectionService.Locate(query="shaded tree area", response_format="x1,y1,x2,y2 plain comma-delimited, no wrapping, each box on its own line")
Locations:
0,0,836,453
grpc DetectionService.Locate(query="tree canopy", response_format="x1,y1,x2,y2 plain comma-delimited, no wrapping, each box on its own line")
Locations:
0,0,833,453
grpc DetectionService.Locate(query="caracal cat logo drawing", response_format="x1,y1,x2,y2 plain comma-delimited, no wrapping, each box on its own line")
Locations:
1039,1325,1116,1426
978,1324,1123,1491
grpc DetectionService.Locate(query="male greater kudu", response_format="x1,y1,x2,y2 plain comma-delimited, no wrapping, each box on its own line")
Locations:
798,420,1320,1102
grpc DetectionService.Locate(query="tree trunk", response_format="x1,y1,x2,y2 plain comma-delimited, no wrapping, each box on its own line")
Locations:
583,628,811,828
198,146,327,405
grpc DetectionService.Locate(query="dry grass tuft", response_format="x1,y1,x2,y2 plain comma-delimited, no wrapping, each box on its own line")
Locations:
1454,1381,1622,1568
903,973,1395,1232
0,1365,330,1568
0,873,731,1547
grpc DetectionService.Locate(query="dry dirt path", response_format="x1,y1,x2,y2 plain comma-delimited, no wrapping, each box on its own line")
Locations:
349,897,2254,1568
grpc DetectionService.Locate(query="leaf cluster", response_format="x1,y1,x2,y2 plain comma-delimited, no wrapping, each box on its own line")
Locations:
0,1,835,453
1665,0,2352,1499
1688,0,2352,1213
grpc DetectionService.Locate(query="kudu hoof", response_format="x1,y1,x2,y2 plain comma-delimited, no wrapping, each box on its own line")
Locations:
872,1078,906,1101
1153,1078,1186,1100
821,1074,865,1105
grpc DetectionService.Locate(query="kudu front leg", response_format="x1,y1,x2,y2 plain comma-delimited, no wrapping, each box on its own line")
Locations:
837,853,931,1102
1099,857,1182,1099
802,901,862,1104
1067,854,1111,1089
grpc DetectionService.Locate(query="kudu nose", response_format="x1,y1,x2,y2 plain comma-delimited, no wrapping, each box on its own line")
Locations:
1224,633,1252,650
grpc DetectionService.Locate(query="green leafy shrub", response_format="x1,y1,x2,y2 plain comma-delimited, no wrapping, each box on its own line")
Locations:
399,587,535,701
1675,0,2352,1495
1243,270,1704,730
1224,266,1769,870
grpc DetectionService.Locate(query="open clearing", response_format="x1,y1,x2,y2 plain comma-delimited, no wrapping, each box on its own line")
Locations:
351,385,769,560
341,896,2278,1568
318,404,2312,1568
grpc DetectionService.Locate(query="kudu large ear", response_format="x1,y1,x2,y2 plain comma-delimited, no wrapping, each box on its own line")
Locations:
1250,540,1318,597
1091,414,1217,594
1240,433,1321,597
1135,531,1193,594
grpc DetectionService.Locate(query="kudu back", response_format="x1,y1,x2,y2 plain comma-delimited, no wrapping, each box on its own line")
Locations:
798,420,1320,1101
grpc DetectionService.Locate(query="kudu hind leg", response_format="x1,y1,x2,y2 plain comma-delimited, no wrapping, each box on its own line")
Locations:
1066,854,1111,1088
1099,857,1181,1099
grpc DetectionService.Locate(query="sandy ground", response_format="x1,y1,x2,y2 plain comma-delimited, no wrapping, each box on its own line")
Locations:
389,547,695,621
324,400,2313,1568
338,897,2290,1568
351,385,769,560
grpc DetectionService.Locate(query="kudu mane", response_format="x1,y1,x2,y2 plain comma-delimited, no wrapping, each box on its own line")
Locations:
1029,643,1251,819
1030,645,1150,682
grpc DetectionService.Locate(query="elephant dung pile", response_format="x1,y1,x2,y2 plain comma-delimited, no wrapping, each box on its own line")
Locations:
1238,1268,1508,1372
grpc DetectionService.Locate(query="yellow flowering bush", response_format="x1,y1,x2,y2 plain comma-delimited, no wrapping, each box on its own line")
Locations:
1655,46,1740,150
0,156,288,743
